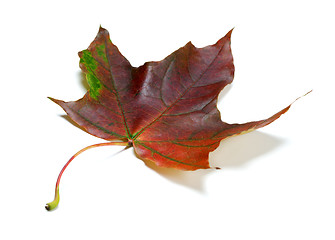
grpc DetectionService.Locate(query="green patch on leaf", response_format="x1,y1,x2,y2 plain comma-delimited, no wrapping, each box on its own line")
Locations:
96,44,108,63
86,73,101,99
80,50,101,99
80,50,97,71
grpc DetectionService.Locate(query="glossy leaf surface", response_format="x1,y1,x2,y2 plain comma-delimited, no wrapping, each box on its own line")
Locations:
51,27,292,170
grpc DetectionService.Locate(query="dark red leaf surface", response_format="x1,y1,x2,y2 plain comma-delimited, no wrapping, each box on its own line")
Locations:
50,27,293,170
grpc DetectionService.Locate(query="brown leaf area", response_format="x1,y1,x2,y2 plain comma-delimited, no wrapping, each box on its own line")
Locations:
51,27,300,170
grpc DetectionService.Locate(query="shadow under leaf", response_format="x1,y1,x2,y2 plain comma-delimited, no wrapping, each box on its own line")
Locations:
143,159,213,193
210,131,284,168
142,131,283,192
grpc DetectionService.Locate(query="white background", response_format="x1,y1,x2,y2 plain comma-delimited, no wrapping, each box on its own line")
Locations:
0,0,334,239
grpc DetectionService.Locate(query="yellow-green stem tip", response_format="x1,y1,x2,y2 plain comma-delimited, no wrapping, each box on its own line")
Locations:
45,188,60,211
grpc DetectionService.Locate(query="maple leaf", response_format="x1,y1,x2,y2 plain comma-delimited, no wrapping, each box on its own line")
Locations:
46,27,305,210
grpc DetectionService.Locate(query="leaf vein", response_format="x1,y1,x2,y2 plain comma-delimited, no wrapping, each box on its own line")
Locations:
103,38,132,139
136,142,207,168
68,105,125,138
133,42,227,140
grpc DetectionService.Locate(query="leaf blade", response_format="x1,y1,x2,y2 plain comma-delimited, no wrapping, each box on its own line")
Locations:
51,27,300,170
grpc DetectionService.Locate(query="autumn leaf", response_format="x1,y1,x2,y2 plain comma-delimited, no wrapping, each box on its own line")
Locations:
46,27,305,210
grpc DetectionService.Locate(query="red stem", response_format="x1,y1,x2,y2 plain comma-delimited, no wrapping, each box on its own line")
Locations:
56,142,125,187
46,141,129,211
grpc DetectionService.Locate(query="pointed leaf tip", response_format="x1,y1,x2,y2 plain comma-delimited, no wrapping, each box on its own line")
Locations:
48,97,63,105
98,26,109,36
224,27,234,40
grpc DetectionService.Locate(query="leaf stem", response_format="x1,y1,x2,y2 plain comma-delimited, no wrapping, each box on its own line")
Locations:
45,141,129,211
